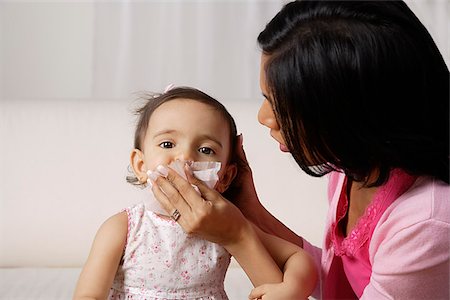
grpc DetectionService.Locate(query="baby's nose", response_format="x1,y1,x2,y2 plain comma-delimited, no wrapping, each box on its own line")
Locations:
175,149,196,162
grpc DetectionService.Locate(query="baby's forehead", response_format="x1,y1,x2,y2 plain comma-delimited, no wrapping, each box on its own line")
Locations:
150,98,224,121
147,99,231,134
155,98,216,110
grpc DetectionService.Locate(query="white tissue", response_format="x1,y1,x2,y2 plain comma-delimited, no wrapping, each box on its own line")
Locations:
143,160,221,215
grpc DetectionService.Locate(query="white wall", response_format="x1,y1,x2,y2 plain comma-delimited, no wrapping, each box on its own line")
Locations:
0,0,447,267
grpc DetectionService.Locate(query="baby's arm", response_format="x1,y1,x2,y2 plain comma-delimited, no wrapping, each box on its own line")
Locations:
226,220,284,286
249,224,318,300
73,212,128,300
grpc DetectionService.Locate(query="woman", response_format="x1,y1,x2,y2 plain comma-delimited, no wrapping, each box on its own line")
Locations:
151,1,449,299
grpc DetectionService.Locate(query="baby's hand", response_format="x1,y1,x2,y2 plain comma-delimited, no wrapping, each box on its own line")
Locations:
249,282,308,300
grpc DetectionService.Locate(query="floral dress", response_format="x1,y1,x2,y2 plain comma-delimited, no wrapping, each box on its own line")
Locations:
109,203,231,300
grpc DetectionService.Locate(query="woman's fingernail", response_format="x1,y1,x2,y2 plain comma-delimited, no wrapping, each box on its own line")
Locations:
146,180,153,188
184,163,193,175
147,171,158,181
156,165,169,176
237,133,243,145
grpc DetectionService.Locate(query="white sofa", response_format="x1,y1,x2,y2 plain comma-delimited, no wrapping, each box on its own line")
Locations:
0,265,254,300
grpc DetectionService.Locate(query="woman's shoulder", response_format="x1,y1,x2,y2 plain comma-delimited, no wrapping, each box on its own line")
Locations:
367,178,449,298
372,176,449,248
386,176,449,223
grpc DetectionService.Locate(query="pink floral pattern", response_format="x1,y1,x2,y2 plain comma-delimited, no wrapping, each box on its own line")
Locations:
109,203,231,300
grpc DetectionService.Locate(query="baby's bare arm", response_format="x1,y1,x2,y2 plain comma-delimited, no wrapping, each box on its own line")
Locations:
73,212,128,300
250,223,318,299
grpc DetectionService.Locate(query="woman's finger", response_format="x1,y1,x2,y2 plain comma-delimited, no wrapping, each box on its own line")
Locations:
225,134,260,211
152,174,193,217
161,166,209,208
151,180,191,229
235,134,251,170
150,179,175,213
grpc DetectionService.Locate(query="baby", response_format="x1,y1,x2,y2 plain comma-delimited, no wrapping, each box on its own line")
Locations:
73,86,317,299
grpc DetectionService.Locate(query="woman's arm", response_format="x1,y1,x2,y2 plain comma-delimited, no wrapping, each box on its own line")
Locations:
73,212,128,300
224,135,304,248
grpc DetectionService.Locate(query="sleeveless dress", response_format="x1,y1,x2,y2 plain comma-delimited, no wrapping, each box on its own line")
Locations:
109,203,231,300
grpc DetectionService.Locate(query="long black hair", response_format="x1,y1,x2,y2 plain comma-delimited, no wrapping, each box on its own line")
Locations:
258,1,449,186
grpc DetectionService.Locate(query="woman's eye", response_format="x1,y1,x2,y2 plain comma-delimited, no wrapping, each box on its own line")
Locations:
159,141,174,149
198,147,215,155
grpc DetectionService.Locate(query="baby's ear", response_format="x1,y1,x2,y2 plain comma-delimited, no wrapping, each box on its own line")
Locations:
130,149,147,184
216,163,237,193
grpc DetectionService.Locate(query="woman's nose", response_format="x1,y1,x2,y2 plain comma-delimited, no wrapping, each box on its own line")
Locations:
258,99,279,130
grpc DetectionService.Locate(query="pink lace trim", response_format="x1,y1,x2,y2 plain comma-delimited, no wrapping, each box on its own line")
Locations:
333,192,385,256
332,169,417,257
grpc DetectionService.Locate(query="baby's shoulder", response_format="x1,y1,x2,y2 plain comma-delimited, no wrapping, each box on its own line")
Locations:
88,211,128,257
98,211,129,239
106,211,129,227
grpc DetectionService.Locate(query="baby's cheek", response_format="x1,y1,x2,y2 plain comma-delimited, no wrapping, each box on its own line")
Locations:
145,159,171,172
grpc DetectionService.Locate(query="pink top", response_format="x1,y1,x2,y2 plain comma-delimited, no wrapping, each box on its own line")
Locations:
303,171,450,299
331,169,417,297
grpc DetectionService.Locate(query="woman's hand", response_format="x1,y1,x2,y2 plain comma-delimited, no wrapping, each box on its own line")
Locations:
151,163,248,247
228,135,304,248
150,134,262,246
224,135,263,219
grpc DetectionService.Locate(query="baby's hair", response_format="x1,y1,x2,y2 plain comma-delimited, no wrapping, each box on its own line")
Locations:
126,86,238,186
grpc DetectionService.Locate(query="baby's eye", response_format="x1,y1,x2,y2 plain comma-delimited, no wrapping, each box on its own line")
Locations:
159,141,174,149
198,147,215,155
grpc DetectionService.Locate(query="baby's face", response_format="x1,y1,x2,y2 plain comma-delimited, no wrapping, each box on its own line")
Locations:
141,99,232,180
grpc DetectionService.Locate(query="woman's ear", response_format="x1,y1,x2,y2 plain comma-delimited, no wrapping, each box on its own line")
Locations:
130,149,147,184
216,163,238,193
